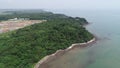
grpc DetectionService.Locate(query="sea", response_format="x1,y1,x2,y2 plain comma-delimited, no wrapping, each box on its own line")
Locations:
43,9,120,68
1,9,120,68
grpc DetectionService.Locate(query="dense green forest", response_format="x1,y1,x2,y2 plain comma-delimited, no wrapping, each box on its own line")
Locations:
0,10,93,68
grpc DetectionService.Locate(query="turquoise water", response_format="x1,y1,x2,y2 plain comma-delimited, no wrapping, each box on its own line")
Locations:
43,10,120,68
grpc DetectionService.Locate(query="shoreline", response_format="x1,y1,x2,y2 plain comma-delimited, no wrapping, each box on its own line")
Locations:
34,37,96,68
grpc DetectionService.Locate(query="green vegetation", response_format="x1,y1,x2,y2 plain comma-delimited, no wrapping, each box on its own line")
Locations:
0,11,88,25
0,11,93,68
0,11,66,20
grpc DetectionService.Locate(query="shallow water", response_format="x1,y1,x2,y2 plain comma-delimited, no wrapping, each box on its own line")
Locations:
1,9,120,68
45,10,120,68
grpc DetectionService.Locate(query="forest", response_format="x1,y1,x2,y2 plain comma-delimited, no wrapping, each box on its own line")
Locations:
0,10,93,68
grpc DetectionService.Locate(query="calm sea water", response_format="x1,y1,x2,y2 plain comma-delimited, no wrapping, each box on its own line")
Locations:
44,9,120,68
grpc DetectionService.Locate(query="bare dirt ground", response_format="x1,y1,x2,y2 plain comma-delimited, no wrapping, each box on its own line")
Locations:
0,20,45,33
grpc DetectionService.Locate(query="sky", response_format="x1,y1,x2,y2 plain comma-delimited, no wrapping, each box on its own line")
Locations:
0,0,120,10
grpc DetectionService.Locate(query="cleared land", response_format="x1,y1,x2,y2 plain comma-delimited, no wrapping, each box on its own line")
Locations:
0,20,45,33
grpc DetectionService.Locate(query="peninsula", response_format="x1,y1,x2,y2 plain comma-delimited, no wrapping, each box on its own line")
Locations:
0,10,95,68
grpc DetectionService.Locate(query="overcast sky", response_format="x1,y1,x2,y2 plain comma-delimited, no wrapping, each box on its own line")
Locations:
0,0,120,10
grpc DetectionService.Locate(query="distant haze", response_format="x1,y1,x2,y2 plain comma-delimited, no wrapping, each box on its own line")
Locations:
0,0,120,10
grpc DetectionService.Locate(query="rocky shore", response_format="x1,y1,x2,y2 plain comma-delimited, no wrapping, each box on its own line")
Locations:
34,38,96,68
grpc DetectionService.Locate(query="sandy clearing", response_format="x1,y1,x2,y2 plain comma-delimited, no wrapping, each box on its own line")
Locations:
0,20,46,33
